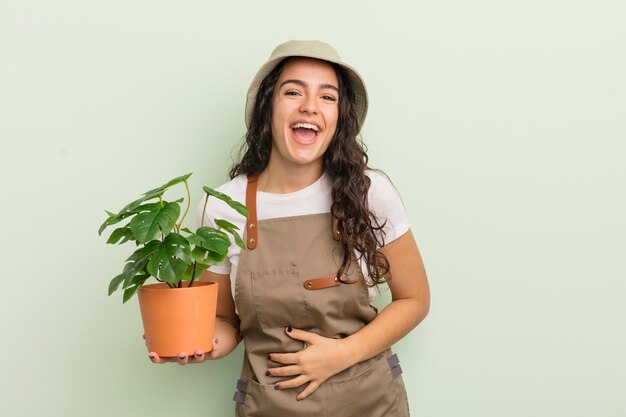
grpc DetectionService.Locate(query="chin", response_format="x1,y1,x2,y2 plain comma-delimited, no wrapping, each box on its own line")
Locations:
288,154,320,166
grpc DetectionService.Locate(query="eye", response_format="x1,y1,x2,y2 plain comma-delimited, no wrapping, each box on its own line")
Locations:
284,90,300,96
322,95,337,102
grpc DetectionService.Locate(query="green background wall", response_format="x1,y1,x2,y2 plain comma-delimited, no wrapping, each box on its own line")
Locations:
2,1,624,416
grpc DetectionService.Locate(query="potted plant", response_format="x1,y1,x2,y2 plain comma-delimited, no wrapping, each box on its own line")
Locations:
98,173,247,357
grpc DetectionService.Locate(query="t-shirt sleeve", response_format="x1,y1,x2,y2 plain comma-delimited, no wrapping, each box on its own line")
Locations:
366,170,411,247
195,196,232,275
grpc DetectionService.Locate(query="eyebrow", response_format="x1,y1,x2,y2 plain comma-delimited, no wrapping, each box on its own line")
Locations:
279,79,339,93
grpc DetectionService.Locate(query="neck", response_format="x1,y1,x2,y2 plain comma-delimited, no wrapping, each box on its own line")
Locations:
258,154,323,194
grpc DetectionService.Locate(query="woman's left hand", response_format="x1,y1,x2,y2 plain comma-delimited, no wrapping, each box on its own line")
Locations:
267,326,357,401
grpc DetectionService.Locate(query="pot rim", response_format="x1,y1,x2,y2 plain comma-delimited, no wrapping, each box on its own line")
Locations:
139,281,217,292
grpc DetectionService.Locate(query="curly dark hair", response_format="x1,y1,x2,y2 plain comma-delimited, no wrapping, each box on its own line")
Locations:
230,58,390,286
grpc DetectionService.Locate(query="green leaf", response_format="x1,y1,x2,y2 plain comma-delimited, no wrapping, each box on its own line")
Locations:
194,262,211,274
99,193,161,235
146,233,192,283
130,202,180,244
188,227,230,255
139,173,192,201
180,227,193,234
122,240,161,288
190,246,227,266
141,187,165,201
203,186,249,218
122,274,149,303
108,273,125,296
99,174,191,235
106,227,134,244
99,209,136,236
180,261,211,282
125,240,161,263
191,246,208,263
160,173,192,190
215,219,244,249
215,219,239,231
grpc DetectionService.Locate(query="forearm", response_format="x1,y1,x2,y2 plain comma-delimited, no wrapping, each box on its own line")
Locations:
344,298,428,364
210,317,242,359
344,230,430,364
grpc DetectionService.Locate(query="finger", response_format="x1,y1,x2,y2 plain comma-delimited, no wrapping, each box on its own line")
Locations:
268,352,299,365
177,352,189,365
296,380,321,401
190,350,205,363
274,375,309,390
285,326,318,344
148,352,165,364
266,364,301,377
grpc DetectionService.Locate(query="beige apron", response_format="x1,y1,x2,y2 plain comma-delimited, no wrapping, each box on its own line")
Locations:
231,176,410,417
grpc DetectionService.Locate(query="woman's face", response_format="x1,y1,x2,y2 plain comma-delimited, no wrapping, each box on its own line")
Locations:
270,57,339,171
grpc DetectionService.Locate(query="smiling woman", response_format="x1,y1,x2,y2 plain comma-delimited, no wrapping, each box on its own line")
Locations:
269,57,339,177
149,40,430,417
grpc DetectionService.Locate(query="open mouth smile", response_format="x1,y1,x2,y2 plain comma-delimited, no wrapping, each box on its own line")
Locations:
290,122,320,145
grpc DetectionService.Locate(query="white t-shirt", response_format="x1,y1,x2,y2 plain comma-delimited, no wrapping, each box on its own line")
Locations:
195,170,410,307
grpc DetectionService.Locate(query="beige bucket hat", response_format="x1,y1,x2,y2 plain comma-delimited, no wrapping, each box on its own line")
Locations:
245,40,368,132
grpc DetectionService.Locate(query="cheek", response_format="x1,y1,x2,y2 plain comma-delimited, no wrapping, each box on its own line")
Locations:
272,103,291,128
325,109,339,134
270,110,286,135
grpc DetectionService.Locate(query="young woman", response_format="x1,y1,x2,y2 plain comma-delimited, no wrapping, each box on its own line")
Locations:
150,40,430,417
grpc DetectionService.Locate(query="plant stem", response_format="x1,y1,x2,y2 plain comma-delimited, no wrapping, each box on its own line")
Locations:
188,261,198,288
156,277,175,288
177,180,192,232
201,194,209,227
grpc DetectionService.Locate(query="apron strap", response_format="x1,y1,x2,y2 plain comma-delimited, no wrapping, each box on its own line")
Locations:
246,175,259,249
303,275,341,290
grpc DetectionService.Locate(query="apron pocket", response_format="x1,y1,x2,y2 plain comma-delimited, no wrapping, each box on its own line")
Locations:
241,377,323,417
250,267,314,332
324,352,402,417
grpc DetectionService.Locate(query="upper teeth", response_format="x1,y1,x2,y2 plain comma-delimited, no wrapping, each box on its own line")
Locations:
292,123,319,132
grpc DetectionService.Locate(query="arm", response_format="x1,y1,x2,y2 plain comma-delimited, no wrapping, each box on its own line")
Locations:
148,270,242,364
199,269,243,357
268,229,430,398
344,229,430,362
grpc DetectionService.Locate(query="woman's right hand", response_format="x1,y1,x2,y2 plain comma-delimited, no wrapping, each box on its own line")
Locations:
148,349,208,364
146,318,241,365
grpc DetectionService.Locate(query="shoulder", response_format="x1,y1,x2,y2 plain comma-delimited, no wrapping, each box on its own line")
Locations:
365,169,403,207
366,169,395,193
364,169,410,244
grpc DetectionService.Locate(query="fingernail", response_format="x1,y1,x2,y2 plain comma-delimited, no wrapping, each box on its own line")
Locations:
287,326,293,333
267,354,272,360
275,384,280,390
265,370,271,376
149,353,156,359
214,338,219,344
178,354,186,360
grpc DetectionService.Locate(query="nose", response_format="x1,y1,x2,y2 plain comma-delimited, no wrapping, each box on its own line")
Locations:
299,94,318,115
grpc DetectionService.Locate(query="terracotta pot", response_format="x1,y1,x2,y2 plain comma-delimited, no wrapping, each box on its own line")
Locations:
138,281,218,357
